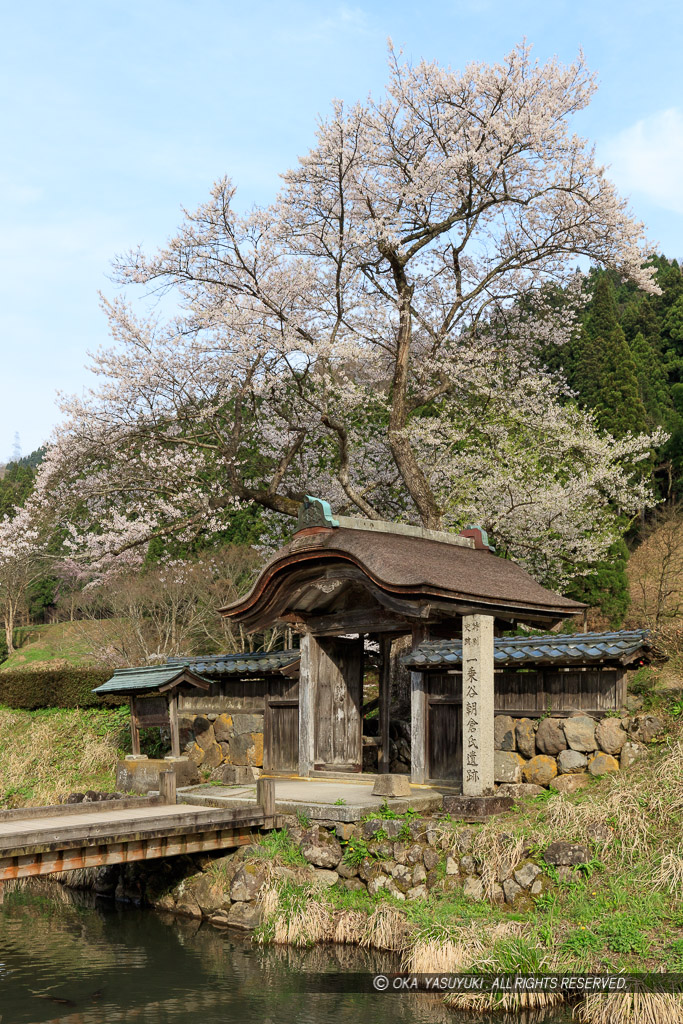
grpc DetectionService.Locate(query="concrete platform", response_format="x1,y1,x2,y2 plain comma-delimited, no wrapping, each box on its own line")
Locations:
177,775,454,822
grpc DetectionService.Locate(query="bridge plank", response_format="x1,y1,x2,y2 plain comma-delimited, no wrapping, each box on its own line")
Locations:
0,826,260,881
0,795,162,822
0,804,264,853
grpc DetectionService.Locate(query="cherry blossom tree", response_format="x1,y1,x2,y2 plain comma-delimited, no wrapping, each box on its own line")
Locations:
30,44,663,586
0,510,46,654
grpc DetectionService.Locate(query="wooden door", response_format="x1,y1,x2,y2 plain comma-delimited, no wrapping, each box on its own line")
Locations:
428,699,462,782
264,699,299,773
313,636,363,772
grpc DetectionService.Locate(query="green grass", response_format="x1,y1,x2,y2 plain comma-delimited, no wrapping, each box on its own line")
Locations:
487,935,549,972
0,620,116,672
250,828,308,866
341,836,375,867
364,800,420,821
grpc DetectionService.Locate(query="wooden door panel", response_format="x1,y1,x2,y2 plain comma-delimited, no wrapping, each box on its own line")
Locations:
428,702,462,782
314,636,363,771
264,700,299,773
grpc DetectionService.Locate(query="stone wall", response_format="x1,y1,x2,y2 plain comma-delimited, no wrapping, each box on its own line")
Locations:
181,711,412,778
493,711,663,792
174,707,662,787
87,816,599,932
180,712,264,780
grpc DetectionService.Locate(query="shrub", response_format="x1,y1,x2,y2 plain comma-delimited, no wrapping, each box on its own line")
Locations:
0,669,123,709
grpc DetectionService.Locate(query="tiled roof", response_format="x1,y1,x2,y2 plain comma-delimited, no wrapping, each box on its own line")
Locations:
166,650,300,676
93,649,300,695
403,630,653,670
92,665,202,695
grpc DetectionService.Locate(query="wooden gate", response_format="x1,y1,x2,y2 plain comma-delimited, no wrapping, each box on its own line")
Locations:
313,636,363,772
263,699,299,773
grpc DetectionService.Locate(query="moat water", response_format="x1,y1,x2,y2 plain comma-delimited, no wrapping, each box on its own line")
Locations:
0,880,569,1024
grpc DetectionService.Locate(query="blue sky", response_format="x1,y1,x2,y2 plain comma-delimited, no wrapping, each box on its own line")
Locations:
1,0,682,458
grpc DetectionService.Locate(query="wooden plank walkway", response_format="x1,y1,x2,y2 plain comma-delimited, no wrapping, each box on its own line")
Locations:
0,802,238,843
0,777,276,882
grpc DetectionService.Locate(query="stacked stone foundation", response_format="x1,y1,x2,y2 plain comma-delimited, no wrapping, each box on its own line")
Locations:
84,816,604,931
179,712,264,779
493,710,663,792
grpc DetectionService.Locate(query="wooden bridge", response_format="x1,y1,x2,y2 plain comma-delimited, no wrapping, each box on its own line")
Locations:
0,773,275,883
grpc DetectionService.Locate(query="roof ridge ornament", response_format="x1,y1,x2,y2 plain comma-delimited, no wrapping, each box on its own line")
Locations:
460,524,496,552
296,496,340,532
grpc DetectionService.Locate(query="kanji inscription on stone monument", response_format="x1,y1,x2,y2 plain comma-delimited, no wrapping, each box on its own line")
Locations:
461,613,494,796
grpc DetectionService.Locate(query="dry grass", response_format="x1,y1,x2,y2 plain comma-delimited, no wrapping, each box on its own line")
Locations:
257,880,410,950
271,898,332,946
471,823,526,899
405,926,485,973
535,741,683,869
257,881,281,920
404,937,472,973
361,905,410,951
445,988,566,1013
0,707,122,806
576,993,683,1024
655,844,683,898
332,909,367,945
404,920,524,973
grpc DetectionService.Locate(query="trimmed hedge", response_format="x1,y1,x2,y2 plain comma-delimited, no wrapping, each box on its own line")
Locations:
0,669,126,709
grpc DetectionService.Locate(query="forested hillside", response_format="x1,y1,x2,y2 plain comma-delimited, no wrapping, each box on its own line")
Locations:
561,257,683,473
546,257,683,621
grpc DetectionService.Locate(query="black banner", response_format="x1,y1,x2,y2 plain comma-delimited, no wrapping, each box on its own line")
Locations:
295,973,683,994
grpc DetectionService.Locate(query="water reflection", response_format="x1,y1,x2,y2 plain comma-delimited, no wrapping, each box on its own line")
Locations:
0,880,568,1024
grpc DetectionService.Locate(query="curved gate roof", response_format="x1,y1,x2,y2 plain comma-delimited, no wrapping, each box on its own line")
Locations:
222,519,584,632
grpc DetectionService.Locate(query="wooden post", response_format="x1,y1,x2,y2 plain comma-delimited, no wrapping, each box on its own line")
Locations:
410,624,429,785
168,692,180,758
461,614,495,796
379,635,391,773
298,633,316,777
537,668,546,714
130,697,141,756
257,777,276,822
158,770,176,805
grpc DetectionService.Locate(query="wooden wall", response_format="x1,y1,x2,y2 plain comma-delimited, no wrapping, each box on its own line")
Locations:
178,676,299,715
424,667,627,715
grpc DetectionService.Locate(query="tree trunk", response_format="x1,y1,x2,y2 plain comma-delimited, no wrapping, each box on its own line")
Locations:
4,600,15,655
387,272,443,528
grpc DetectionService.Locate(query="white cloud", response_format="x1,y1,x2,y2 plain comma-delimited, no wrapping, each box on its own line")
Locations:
602,108,683,215
280,5,372,45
